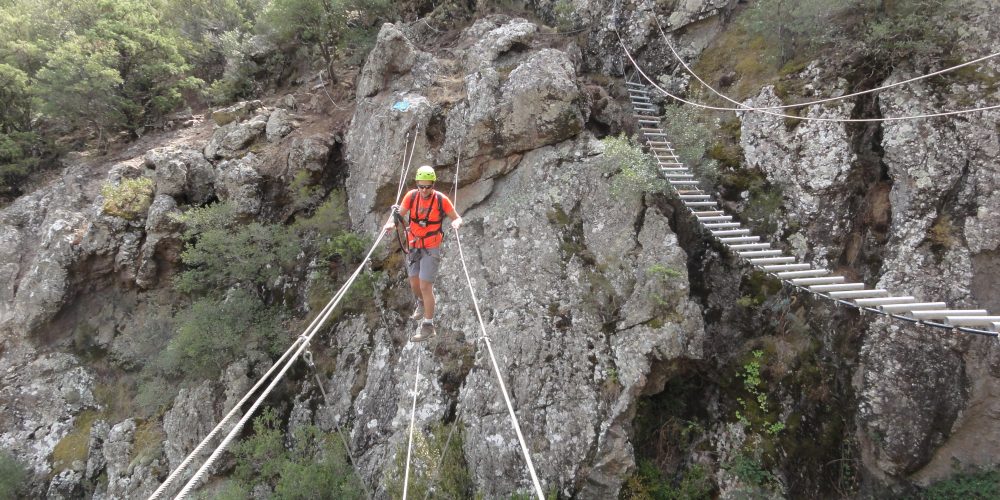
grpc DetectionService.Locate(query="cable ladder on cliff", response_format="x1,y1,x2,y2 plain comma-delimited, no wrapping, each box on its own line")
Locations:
620,73,1000,337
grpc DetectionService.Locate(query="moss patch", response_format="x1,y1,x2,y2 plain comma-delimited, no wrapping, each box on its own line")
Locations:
51,411,99,474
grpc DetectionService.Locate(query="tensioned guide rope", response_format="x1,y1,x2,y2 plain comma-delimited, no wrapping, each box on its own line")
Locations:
402,351,423,499
616,32,1000,122
651,16,1000,112
453,227,545,500
158,132,420,499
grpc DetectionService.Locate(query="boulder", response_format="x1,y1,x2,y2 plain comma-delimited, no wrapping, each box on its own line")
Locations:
204,114,269,160
145,147,215,205
216,153,263,216
211,100,263,127
266,108,295,142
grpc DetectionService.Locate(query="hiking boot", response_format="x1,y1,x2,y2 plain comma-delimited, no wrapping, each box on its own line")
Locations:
410,321,437,342
409,301,424,321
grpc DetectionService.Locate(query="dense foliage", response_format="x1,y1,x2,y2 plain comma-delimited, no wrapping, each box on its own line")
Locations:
0,0,390,199
231,408,366,499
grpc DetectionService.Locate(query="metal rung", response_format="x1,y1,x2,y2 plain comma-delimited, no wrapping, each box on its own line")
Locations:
880,302,948,313
792,276,845,286
697,216,732,222
828,289,889,299
676,189,704,194
853,296,917,307
664,173,694,178
659,162,684,166
776,269,829,279
661,168,688,172
749,256,794,264
704,222,741,229
633,113,656,118
810,283,865,292
637,119,658,125
647,141,671,146
720,236,760,244
712,229,750,236
680,194,711,200
945,316,1000,327
684,201,717,207
670,180,700,185
729,243,771,250
693,210,723,216
910,309,988,320
644,132,668,137
763,264,811,272
631,96,651,101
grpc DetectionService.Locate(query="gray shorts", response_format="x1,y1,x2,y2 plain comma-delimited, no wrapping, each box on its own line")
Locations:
406,247,442,282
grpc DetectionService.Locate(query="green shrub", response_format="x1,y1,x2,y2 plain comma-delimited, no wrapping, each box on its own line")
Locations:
234,408,365,499
174,202,302,296
0,450,27,500
158,288,284,379
621,459,714,500
923,468,1000,500
658,106,719,185
100,177,154,220
385,423,472,499
723,452,779,490
603,135,665,197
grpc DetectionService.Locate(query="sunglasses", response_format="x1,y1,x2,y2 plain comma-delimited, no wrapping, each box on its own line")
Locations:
416,184,434,190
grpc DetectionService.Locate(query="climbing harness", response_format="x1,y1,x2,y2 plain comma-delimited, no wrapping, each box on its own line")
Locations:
406,189,447,249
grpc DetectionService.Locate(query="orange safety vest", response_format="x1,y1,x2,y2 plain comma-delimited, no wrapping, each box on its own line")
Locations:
403,189,453,249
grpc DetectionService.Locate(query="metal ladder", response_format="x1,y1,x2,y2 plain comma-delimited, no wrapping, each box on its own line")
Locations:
624,77,1000,336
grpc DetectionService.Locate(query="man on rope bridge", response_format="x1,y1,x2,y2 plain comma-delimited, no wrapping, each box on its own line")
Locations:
384,165,463,342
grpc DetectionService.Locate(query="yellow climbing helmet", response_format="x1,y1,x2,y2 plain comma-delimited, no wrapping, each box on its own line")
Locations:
415,165,436,182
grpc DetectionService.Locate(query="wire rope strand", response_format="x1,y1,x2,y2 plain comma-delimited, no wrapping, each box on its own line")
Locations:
402,351,423,500
148,336,306,499
173,228,389,499
617,32,1000,122
452,229,545,500
652,16,1000,112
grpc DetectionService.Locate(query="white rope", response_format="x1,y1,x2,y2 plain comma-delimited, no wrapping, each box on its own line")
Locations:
173,227,389,499
397,126,420,203
148,336,306,499
402,350,423,499
165,134,421,499
452,228,545,500
617,33,1000,122
652,16,1000,112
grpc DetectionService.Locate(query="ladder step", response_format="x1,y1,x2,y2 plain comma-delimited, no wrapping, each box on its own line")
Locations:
647,141,671,146
684,201,717,207
631,96,651,101
729,243,771,250
664,173,694,178
719,236,760,244
661,168,688,172
792,276,845,286
679,194,712,200
697,216,732,222
762,264,811,272
828,289,889,299
711,229,750,236
637,119,659,125
749,256,794,264
910,309,989,320
669,180,700,185
880,302,948,313
693,211,724,216
853,296,916,307
703,222,741,229
633,114,657,118
809,283,865,292
775,269,829,279
676,189,704,194
945,316,1000,327
659,162,684,166
644,132,669,137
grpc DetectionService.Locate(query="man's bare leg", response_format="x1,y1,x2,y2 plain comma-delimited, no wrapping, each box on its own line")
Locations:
419,279,435,321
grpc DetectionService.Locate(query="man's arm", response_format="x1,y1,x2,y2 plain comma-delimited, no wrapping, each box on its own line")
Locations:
447,208,463,230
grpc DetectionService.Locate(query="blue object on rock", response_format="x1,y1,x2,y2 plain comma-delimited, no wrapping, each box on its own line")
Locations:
392,100,410,112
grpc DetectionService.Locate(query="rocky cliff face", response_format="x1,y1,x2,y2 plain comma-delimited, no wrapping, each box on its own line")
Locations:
1,0,998,497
